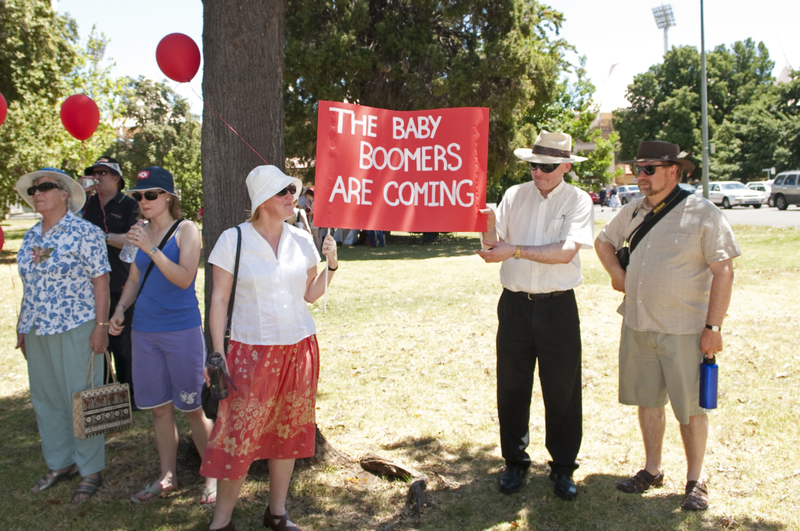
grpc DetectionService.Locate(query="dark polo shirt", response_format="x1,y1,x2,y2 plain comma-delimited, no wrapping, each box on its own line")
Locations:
83,191,139,293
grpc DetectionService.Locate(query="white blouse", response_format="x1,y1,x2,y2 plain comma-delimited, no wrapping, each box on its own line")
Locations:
208,222,320,346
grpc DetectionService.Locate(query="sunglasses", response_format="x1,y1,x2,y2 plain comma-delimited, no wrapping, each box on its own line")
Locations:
131,190,165,202
27,182,61,195
92,170,111,176
275,184,297,197
632,164,668,176
528,162,560,174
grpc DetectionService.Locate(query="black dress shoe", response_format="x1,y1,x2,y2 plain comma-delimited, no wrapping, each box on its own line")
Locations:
549,472,578,500
499,465,527,494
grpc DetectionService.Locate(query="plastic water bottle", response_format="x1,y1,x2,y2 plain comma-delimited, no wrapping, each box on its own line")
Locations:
699,356,718,409
120,220,145,263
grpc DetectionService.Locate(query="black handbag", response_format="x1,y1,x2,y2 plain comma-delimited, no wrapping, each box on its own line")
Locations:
202,226,242,420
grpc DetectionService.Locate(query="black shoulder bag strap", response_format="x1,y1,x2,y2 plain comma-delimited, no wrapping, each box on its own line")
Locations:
223,226,242,354
624,186,692,254
139,219,183,292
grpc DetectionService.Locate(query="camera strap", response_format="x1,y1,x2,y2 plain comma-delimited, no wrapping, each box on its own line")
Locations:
623,185,692,254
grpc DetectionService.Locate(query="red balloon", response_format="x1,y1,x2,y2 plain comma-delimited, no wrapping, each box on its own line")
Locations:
0,92,7,127
60,94,100,141
156,33,201,83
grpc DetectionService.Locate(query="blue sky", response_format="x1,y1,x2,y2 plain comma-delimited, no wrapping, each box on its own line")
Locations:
55,0,799,114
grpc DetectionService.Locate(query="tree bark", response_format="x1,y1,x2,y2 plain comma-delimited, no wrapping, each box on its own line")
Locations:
201,0,286,319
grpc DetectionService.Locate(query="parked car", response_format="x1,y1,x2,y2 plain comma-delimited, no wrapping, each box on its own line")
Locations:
588,191,600,204
707,181,763,209
617,185,641,204
770,171,800,210
747,181,774,206
678,183,697,194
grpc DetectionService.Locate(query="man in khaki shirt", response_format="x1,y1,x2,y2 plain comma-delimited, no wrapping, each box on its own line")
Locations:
477,131,594,501
595,141,740,512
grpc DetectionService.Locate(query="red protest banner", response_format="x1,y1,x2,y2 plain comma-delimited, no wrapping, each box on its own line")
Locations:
313,101,488,233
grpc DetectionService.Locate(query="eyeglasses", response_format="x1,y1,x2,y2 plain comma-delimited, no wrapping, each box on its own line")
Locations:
92,170,111,176
27,182,61,195
131,190,165,202
528,162,560,174
632,164,668,176
275,184,297,197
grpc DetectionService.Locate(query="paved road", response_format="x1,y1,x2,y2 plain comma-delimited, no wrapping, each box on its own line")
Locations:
593,203,800,227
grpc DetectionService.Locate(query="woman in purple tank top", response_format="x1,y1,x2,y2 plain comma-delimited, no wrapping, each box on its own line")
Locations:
109,167,216,505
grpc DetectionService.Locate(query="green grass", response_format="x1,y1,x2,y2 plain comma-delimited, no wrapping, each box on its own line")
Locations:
0,221,798,530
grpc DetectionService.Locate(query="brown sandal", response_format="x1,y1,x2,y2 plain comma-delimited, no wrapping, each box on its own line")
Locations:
616,469,664,493
681,480,709,511
263,505,301,530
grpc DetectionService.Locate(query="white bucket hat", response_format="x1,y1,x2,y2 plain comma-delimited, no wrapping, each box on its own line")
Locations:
16,167,86,214
246,165,303,213
513,130,587,164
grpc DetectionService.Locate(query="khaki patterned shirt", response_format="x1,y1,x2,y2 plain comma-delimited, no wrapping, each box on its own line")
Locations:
598,193,741,334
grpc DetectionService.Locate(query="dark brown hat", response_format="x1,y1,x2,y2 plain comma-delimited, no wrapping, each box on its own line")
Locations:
623,141,696,173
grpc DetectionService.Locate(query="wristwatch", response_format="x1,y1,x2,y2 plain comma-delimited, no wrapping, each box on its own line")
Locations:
705,324,721,332
104,232,110,242
148,246,159,257
514,245,521,260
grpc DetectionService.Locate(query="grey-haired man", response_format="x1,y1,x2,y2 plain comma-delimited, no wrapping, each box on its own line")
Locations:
477,131,594,500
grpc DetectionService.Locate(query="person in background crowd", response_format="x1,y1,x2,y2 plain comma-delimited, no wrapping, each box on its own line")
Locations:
108,167,216,505
15,168,110,503
201,165,339,531
476,131,594,501
82,157,140,408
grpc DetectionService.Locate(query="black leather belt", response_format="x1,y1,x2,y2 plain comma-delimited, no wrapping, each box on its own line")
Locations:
505,288,571,301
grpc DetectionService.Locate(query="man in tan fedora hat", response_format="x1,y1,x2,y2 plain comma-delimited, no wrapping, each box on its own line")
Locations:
595,140,740,511
477,130,594,500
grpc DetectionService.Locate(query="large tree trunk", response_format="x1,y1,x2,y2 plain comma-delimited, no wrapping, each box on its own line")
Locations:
201,0,286,317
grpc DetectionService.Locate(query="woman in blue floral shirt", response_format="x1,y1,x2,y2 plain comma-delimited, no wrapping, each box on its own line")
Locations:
15,168,111,503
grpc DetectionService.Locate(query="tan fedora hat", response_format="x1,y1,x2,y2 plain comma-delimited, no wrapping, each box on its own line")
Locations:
513,130,587,164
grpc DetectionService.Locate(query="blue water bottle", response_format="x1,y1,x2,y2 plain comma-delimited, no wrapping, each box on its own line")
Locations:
699,355,718,409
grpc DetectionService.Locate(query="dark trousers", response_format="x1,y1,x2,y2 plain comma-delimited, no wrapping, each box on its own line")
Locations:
105,291,137,408
496,288,582,475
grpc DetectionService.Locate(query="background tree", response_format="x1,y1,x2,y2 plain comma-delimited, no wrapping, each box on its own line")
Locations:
201,0,286,308
713,71,800,181
0,0,121,215
284,0,572,186
613,39,775,180
108,76,202,219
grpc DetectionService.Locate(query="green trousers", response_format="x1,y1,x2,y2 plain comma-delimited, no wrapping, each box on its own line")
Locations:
25,320,105,476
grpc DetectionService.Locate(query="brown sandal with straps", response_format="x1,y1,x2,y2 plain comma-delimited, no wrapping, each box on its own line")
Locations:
681,480,709,511
616,469,664,493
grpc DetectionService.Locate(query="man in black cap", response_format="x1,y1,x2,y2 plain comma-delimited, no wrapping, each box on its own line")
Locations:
595,141,740,511
82,157,140,407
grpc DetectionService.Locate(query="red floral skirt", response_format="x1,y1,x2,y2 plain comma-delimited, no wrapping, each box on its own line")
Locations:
200,336,319,480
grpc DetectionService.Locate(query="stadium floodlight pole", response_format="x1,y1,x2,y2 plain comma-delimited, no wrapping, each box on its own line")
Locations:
652,4,676,55
700,0,710,198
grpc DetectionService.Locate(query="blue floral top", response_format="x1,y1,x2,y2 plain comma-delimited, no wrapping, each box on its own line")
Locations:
17,211,111,336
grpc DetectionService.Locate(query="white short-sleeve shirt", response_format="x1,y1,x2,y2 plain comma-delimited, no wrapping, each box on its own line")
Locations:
495,179,594,294
208,222,321,346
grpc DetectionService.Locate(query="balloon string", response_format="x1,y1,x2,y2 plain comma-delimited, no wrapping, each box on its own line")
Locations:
189,87,269,165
